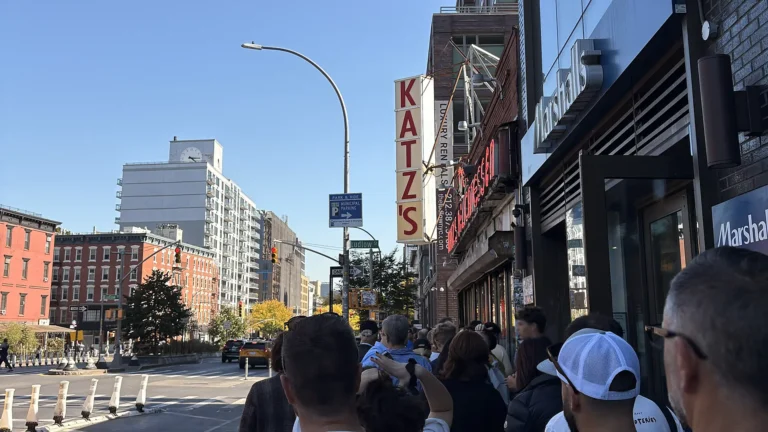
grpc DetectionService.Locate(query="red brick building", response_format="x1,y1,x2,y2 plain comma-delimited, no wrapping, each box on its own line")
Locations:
53,229,218,345
0,205,61,324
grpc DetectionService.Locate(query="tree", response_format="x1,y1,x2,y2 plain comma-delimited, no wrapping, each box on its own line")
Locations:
248,300,293,338
0,322,39,354
123,270,191,352
348,249,417,319
208,306,247,343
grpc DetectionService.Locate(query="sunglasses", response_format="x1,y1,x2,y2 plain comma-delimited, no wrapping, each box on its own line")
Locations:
547,342,580,395
644,325,708,360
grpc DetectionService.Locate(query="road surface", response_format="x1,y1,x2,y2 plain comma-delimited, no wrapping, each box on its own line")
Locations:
0,357,268,431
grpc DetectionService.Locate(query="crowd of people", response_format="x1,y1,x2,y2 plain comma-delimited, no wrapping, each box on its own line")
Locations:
238,246,768,432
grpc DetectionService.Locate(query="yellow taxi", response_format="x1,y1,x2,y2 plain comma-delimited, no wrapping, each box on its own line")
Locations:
238,340,271,369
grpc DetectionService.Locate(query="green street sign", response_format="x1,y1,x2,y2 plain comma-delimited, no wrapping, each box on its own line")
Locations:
350,240,379,249
104,295,119,301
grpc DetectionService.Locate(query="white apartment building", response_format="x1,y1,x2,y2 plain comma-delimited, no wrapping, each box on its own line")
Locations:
116,138,263,309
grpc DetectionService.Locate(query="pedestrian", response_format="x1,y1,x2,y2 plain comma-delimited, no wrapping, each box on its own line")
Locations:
438,330,507,431
361,315,432,387
0,338,13,372
357,352,454,432
239,331,295,432
430,323,456,368
412,338,431,360
504,336,561,432
542,314,684,431
485,322,514,376
478,330,510,405
508,307,548,391
358,320,379,362
552,329,640,431
660,246,768,432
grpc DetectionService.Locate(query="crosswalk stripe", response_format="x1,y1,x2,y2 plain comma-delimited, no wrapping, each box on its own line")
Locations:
231,398,246,405
181,398,220,411
154,395,197,409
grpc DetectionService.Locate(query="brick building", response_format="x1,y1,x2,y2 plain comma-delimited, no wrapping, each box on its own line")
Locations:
0,205,60,325
515,0,768,403
53,228,218,345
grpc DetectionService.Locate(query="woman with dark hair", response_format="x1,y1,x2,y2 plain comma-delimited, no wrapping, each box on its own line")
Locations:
504,337,561,432
239,333,296,432
439,331,506,432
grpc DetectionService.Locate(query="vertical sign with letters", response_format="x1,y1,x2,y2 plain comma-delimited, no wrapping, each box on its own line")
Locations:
395,75,436,244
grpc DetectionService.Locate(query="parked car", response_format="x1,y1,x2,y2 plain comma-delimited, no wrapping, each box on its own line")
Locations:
239,340,270,369
222,339,244,363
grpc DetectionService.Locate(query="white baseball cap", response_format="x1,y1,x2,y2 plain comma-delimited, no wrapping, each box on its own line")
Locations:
554,328,641,401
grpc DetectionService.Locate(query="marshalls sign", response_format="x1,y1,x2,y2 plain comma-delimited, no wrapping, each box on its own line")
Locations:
712,184,768,254
395,75,437,244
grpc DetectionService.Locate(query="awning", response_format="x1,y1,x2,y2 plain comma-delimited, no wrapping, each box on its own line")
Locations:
0,323,76,333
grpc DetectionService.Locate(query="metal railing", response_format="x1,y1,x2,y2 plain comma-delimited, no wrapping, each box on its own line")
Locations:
0,204,44,218
439,4,518,14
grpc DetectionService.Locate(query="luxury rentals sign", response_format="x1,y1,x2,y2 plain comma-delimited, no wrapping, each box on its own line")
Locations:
395,75,436,244
533,39,603,154
712,184,768,255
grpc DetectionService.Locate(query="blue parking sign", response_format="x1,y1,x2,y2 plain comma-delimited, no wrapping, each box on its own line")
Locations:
329,193,363,228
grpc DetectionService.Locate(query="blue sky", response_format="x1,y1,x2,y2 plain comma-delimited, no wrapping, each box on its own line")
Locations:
0,0,444,282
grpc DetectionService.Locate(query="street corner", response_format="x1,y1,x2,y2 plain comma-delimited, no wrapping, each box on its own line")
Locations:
35,407,164,431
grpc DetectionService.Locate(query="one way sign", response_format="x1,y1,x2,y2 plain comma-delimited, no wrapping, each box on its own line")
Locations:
329,193,363,228
69,306,87,312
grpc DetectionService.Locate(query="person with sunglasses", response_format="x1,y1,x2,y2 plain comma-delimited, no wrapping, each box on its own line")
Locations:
540,314,684,432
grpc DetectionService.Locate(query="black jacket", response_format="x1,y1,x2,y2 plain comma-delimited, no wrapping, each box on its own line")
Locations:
238,374,295,432
442,377,507,432
505,374,562,432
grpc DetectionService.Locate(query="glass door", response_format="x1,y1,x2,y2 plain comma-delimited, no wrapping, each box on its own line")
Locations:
641,190,696,400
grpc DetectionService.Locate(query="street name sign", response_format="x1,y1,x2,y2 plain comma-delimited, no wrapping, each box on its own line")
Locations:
350,240,379,249
104,294,119,301
69,306,87,312
329,193,363,228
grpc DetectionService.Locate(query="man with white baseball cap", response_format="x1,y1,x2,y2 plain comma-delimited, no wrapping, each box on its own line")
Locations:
537,315,684,432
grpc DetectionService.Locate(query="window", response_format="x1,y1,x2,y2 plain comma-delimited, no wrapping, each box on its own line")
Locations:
87,286,94,301
89,248,97,262
129,285,137,297
73,268,81,282
22,258,29,279
101,287,108,299
131,247,139,261
52,267,59,282
116,266,122,281
85,309,100,322
63,249,71,261
43,262,50,281
115,286,120,297
23,230,31,250
103,247,111,261
62,268,70,282
61,286,68,300
19,294,26,316
73,287,80,301
54,248,60,261
153,249,157,263
3,256,9,277
75,248,82,262
101,267,109,281
5,226,12,247
87,268,96,282
40,295,47,316
130,266,137,281
0,292,7,312
51,286,57,299
50,308,56,323
161,251,165,264
45,236,51,254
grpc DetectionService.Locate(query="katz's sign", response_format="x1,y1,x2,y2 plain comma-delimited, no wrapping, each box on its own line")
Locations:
395,75,436,244
447,139,497,253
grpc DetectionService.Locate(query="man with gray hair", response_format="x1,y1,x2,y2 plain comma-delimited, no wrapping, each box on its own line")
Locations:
657,246,768,432
361,315,431,383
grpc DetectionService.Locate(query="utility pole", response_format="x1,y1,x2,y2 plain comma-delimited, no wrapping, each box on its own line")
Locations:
113,250,125,367
368,248,375,321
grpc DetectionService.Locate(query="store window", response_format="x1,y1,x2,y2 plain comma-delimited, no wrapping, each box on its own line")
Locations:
566,204,588,320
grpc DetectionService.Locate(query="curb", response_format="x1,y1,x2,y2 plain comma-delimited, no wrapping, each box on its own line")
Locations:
35,407,164,431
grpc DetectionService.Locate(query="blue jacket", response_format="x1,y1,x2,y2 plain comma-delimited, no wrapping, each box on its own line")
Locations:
361,342,432,389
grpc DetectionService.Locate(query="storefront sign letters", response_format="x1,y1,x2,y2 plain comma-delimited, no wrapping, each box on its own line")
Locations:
712,184,768,255
533,39,603,154
447,139,497,253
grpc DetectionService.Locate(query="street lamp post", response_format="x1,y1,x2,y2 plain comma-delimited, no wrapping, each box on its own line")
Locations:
242,42,351,321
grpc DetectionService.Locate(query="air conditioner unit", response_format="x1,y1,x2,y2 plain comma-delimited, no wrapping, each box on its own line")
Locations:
0,310,5,315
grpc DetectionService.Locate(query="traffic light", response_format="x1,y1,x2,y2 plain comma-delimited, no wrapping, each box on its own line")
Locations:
271,246,278,264
238,301,244,317
175,247,182,265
